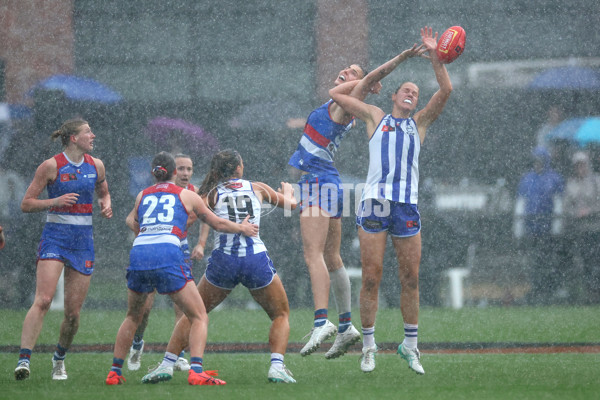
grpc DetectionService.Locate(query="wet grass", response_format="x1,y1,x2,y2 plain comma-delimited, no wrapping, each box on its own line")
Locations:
0,352,598,400
1,306,598,399
0,305,598,346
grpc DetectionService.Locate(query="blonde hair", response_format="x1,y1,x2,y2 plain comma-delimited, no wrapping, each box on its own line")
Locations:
50,118,88,147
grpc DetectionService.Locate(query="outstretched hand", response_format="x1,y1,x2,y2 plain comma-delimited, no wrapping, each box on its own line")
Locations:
420,26,438,55
402,43,428,59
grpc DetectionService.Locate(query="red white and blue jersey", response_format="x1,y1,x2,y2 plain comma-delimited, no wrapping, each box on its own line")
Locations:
212,179,266,257
288,100,353,176
41,152,97,250
361,115,420,205
129,182,189,271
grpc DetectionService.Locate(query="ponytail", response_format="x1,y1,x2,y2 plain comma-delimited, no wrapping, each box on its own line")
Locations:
198,149,242,196
151,151,176,182
50,118,88,147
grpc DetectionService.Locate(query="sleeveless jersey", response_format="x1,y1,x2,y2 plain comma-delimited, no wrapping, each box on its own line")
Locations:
41,152,97,250
361,115,420,204
288,100,353,176
212,179,266,257
129,182,189,270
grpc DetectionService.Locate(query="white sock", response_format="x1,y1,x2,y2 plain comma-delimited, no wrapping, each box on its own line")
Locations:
330,266,352,314
270,353,284,370
362,326,375,348
403,323,418,349
160,352,178,368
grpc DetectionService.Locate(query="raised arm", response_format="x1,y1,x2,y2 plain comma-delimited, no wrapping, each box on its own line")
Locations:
413,26,453,139
329,82,386,139
351,44,427,100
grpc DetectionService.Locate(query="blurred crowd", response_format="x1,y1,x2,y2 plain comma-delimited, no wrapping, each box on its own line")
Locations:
514,106,600,305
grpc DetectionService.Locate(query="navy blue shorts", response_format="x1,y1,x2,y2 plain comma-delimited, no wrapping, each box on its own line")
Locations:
297,173,343,218
127,264,194,294
205,250,276,290
356,199,421,237
37,240,95,275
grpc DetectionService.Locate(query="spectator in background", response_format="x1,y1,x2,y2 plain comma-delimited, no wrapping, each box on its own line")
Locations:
563,151,600,303
0,225,5,250
514,147,565,304
0,168,30,306
535,105,564,149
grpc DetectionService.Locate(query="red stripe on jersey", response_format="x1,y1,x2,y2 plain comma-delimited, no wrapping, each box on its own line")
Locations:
304,124,331,147
83,153,96,167
143,183,183,196
54,153,69,169
49,203,93,214
172,225,186,239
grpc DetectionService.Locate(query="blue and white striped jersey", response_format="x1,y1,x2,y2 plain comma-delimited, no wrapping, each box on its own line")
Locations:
212,179,266,257
360,115,420,204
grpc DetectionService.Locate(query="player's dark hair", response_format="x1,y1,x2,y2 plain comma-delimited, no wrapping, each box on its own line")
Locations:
174,153,192,161
356,64,368,78
50,118,89,147
151,151,176,182
199,149,242,197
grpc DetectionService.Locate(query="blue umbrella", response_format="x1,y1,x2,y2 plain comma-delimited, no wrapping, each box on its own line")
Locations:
528,67,600,90
545,117,600,147
27,74,122,103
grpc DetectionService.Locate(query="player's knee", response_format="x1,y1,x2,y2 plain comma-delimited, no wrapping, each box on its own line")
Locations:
400,273,419,291
33,295,54,312
361,274,381,293
63,311,80,326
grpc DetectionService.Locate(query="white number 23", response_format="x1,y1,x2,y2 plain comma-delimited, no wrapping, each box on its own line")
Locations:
142,194,175,224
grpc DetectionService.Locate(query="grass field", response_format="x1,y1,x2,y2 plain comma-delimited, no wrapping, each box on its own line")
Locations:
0,306,599,399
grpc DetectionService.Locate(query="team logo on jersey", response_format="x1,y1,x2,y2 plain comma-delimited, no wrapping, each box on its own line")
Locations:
60,173,78,182
382,125,395,132
405,122,416,136
226,182,243,189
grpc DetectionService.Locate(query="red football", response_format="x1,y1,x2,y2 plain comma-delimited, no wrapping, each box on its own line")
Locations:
436,26,466,64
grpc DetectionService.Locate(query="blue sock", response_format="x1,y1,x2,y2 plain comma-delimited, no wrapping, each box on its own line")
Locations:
132,336,144,350
338,312,351,333
190,357,203,373
178,350,185,358
18,348,32,364
314,308,328,327
53,343,67,361
111,357,124,375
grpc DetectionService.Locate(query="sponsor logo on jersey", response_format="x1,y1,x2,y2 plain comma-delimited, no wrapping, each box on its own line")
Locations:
60,173,78,182
139,224,174,234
